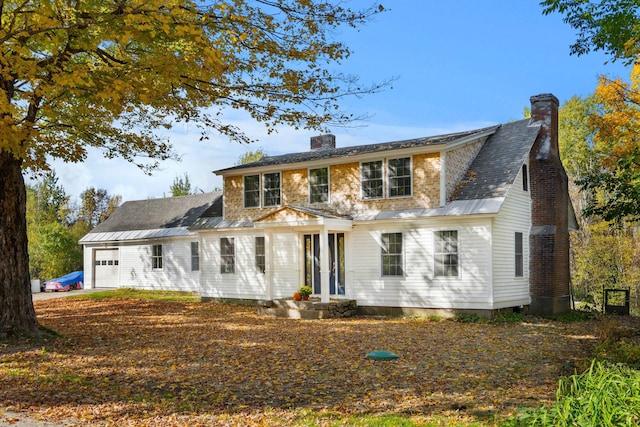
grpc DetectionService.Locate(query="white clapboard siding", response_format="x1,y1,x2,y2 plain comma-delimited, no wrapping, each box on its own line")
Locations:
118,237,200,292
350,217,493,310
269,232,301,299
199,231,267,299
491,165,532,307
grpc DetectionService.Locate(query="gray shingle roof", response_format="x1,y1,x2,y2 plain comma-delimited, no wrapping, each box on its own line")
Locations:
88,191,223,233
215,125,500,174
452,119,541,201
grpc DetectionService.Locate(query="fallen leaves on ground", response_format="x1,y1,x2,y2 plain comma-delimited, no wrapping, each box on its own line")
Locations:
0,298,602,426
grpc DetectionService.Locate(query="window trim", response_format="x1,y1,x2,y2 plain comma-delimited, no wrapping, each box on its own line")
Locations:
191,241,200,272
243,174,261,208
152,244,163,270
263,172,282,207
515,232,524,277
309,166,330,204
255,236,266,274
361,160,384,200
388,156,412,198
381,232,404,277
220,237,235,274
434,230,460,278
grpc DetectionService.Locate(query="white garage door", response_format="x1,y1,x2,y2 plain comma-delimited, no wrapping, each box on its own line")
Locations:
94,249,119,288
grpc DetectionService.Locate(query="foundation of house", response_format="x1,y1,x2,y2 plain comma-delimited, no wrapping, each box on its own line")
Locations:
257,298,358,319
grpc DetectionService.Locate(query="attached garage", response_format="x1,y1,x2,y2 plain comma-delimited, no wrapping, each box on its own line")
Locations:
80,192,222,290
94,249,120,288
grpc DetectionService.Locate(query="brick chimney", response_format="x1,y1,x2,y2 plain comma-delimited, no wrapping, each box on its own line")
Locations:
310,134,336,151
528,94,571,315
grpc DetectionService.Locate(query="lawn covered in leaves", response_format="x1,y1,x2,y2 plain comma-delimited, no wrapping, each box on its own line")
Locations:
0,295,600,426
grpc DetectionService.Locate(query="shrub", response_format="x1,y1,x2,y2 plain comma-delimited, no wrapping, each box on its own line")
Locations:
504,360,640,426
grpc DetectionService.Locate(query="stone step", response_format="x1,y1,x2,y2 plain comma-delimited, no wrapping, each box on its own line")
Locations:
257,298,357,319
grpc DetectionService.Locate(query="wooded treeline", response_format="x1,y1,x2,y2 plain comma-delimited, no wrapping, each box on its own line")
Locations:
26,172,120,283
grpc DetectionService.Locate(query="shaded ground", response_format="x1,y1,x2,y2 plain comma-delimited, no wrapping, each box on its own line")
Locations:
0,297,601,426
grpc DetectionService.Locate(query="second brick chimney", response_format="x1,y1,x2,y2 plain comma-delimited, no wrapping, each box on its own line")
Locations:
528,94,571,315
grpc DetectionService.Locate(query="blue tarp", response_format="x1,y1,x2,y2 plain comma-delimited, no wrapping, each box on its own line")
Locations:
45,271,84,287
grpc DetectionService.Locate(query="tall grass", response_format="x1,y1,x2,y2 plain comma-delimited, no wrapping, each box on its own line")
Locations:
505,360,640,426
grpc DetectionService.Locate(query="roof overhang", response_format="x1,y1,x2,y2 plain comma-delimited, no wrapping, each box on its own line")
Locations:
352,198,504,222
79,227,196,244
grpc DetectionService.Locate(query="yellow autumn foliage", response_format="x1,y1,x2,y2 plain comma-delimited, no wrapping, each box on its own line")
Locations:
0,0,385,172
591,63,640,169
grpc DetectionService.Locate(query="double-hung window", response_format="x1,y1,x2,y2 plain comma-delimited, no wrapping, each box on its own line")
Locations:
434,230,459,277
515,232,524,277
309,167,329,203
263,172,281,207
244,175,260,208
152,244,163,269
381,232,403,276
191,242,200,271
255,236,266,274
388,157,412,197
220,238,235,274
362,161,383,199
244,172,281,208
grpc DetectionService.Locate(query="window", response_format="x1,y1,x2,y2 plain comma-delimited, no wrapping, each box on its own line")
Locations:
152,244,163,269
263,172,281,207
515,232,524,277
309,167,329,203
255,236,265,274
362,160,383,199
220,238,235,274
388,157,412,197
381,232,403,276
434,230,458,277
191,242,200,271
244,175,260,208
522,164,529,192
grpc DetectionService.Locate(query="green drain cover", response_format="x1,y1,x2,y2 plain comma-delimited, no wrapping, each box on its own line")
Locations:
366,350,399,360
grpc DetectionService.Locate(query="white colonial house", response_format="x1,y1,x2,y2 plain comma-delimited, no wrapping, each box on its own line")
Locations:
80,94,577,316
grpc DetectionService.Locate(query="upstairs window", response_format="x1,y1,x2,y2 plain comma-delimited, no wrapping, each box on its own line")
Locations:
434,230,459,277
309,167,329,203
362,160,383,199
522,164,529,192
244,175,260,208
263,172,281,207
152,244,163,270
220,238,235,274
388,157,412,197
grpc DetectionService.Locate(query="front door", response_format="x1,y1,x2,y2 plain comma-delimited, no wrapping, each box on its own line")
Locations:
304,233,345,296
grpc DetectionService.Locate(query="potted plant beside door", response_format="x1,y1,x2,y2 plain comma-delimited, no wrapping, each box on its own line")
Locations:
299,286,312,301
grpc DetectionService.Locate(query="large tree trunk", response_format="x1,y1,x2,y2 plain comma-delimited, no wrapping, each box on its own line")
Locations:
0,150,39,337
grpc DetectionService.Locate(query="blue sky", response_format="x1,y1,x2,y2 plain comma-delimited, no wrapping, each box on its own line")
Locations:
51,1,630,203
